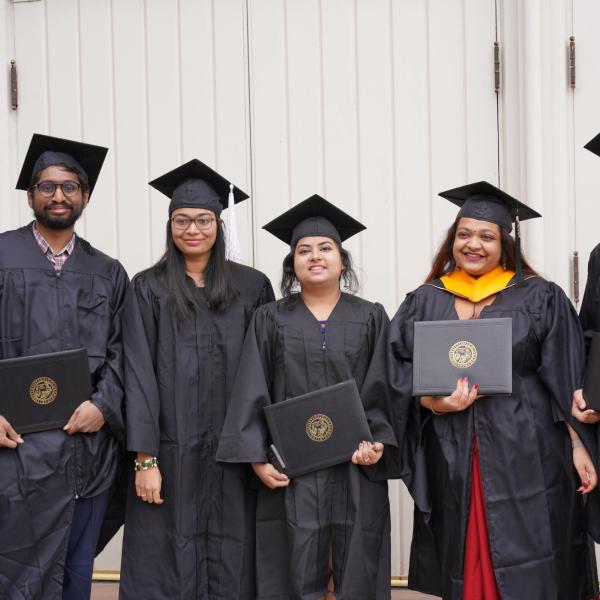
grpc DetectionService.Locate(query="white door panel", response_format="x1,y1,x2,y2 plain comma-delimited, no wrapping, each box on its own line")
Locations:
574,0,600,303
2,0,500,580
247,0,498,577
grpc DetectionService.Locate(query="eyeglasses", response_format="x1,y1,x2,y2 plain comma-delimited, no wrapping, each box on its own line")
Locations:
170,215,217,230
32,181,82,198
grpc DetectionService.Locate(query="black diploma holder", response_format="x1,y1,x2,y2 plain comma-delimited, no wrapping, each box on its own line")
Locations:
412,318,512,396
263,379,373,478
0,348,92,434
583,332,600,412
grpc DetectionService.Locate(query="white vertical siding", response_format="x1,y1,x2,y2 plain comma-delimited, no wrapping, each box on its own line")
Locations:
497,0,576,295
353,0,398,310
390,0,433,302
45,1,82,137
247,0,498,312
3,0,253,574
1,0,511,579
498,0,600,565
246,0,499,575
111,0,152,274
573,0,600,300
145,0,183,263
10,2,49,226
245,0,292,286
211,0,255,261
0,0,19,230
6,0,252,274
78,0,119,256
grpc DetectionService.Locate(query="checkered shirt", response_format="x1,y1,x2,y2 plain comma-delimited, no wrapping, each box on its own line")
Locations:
32,223,76,272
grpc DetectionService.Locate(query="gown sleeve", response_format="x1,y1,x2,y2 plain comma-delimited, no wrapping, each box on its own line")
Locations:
216,305,276,464
255,276,275,308
122,275,162,456
90,261,129,443
580,244,600,338
359,303,400,480
388,291,432,515
538,283,587,423
538,282,600,540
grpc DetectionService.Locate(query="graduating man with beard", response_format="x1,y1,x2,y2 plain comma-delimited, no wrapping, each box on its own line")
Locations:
0,134,128,599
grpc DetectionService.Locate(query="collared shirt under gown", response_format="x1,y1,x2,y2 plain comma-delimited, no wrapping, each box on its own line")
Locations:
0,223,128,599
217,293,399,600
119,263,274,600
389,276,600,600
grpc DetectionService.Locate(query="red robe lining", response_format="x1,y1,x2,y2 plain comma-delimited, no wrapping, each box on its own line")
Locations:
463,438,501,600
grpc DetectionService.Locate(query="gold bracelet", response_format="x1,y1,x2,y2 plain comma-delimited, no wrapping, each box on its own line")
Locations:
428,397,444,416
134,457,159,471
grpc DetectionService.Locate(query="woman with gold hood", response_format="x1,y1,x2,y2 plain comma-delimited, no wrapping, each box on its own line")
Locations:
388,182,600,599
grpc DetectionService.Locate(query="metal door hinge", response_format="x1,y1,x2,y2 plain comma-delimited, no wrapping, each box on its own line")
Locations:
573,251,580,305
10,60,17,110
569,36,576,88
494,42,501,93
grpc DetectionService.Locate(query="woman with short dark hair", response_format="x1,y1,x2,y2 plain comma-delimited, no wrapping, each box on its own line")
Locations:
119,160,274,600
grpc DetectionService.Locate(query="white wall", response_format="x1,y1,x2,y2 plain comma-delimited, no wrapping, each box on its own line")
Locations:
497,0,600,303
246,0,499,575
2,0,599,579
573,0,600,302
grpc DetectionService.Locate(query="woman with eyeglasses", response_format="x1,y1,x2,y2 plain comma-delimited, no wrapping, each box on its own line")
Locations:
119,160,274,600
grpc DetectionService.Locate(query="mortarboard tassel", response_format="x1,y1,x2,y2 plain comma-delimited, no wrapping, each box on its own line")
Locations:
514,212,522,287
224,183,242,262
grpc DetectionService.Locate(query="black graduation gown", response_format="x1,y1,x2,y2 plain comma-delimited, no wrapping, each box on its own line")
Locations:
119,263,274,600
217,293,399,600
0,223,128,600
580,243,600,337
389,276,600,600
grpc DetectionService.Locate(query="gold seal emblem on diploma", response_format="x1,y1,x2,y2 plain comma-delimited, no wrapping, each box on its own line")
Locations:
449,341,478,369
29,377,58,405
306,413,334,442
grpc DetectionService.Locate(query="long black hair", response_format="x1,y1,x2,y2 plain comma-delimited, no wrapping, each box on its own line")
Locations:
148,218,238,320
280,242,359,297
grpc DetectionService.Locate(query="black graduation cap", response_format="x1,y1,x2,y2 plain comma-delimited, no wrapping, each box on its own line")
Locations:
16,133,108,196
584,132,600,157
439,181,541,285
439,181,541,232
149,159,249,216
263,194,366,247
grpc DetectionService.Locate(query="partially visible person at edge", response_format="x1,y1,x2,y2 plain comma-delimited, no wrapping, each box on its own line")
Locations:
118,159,274,600
388,181,600,599
216,195,399,600
0,134,128,599
572,133,600,426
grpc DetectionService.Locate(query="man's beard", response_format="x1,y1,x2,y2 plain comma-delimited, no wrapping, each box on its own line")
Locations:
33,202,84,230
